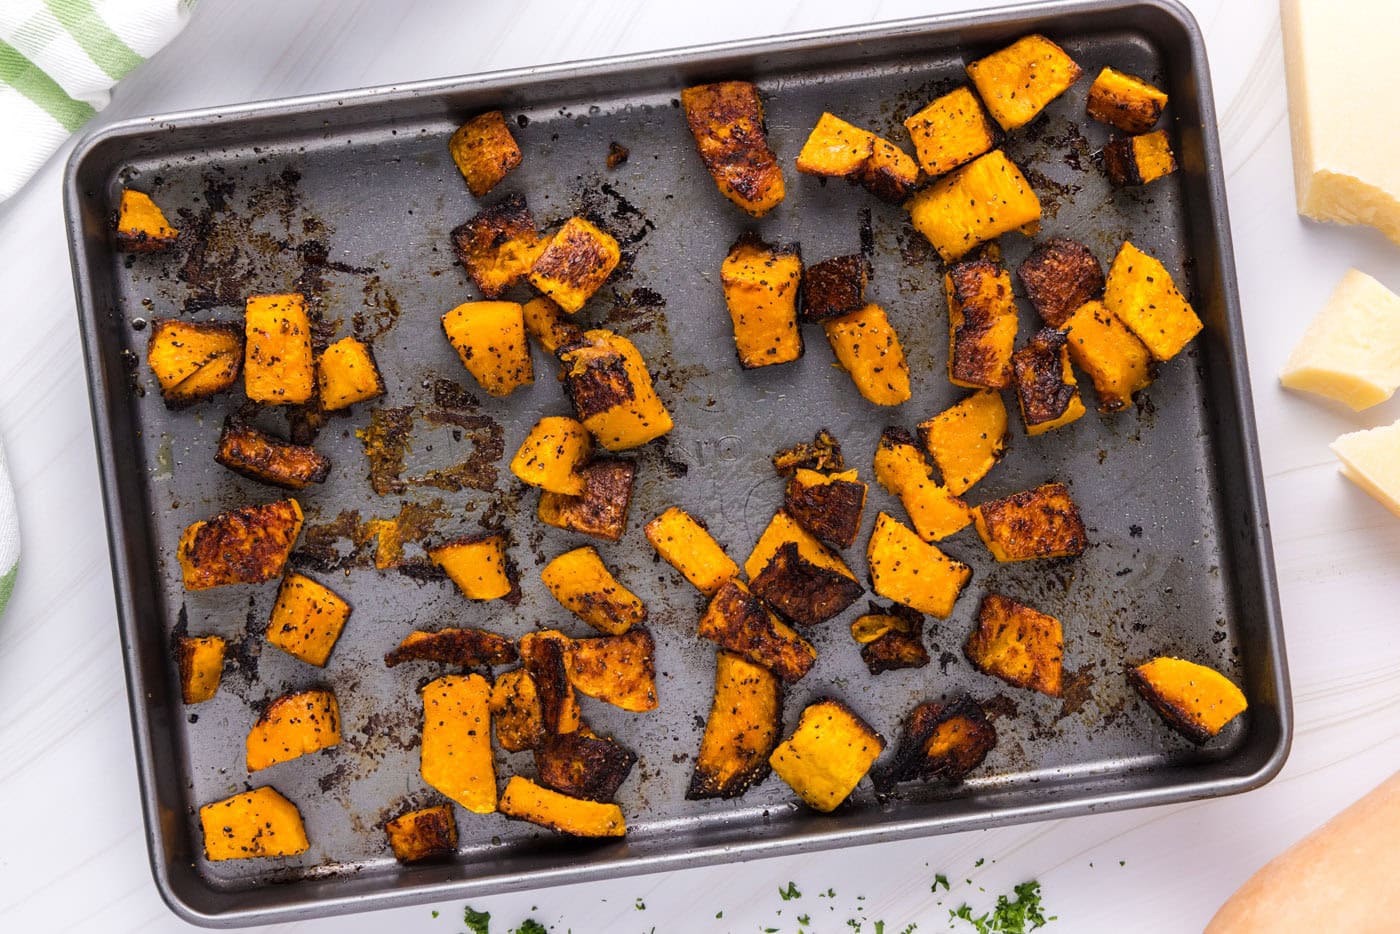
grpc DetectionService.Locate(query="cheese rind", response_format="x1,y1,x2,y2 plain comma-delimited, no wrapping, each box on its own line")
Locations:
1331,421,1400,518
1281,0,1400,244
1280,269,1400,410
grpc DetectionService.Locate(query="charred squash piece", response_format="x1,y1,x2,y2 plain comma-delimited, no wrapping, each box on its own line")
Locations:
498,775,626,838
215,418,330,490
801,254,867,322
146,318,243,407
873,427,972,542
421,673,496,813
244,293,315,405
903,86,997,177
565,627,658,712
745,509,858,583
720,232,804,368
384,805,458,863
266,573,351,667
490,667,545,752
850,603,929,675
1017,237,1105,328
510,416,593,496
528,217,621,313
945,258,1019,389
1129,656,1248,744
519,630,581,736
687,650,783,799
521,295,583,354
1012,327,1086,435
384,627,519,668
177,499,303,590
541,546,646,635
1103,240,1202,362
534,731,637,802
795,112,875,177
966,34,1083,131
866,512,971,618
558,329,674,450
967,594,1064,696
698,579,817,683
537,459,635,542
177,635,226,704
859,136,920,203
246,689,342,772
451,193,545,298
448,110,522,197
1086,67,1168,134
879,698,996,787
318,337,385,411
783,467,867,549
917,391,1008,496
681,81,786,217
116,189,178,251
441,300,533,397
769,698,884,813
908,150,1041,261
1103,129,1177,187
751,540,864,626
644,506,740,596
972,482,1087,562
427,534,514,601
771,428,845,475
1063,300,1154,412
823,303,912,406
200,787,309,861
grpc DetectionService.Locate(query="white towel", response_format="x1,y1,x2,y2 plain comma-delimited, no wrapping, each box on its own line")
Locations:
0,440,17,615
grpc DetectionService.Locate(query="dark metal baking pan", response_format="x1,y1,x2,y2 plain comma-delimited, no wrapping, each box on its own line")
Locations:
65,0,1289,925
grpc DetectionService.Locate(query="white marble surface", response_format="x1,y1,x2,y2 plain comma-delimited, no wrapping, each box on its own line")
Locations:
3,0,1399,931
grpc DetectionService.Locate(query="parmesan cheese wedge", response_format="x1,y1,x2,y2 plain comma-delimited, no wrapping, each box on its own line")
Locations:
1332,421,1400,518
1280,269,1400,410
1281,0,1400,244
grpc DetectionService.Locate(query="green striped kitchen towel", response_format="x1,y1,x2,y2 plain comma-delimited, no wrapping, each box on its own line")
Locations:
0,0,195,202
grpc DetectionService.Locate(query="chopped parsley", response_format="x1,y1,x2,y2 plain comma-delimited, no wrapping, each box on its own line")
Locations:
431,910,439,919
902,925,918,934
798,914,812,926
464,906,491,934
780,881,802,900
875,923,885,934
634,897,646,911
948,880,1051,934
715,911,723,919
511,922,547,934
932,874,950,892
975,858,985,868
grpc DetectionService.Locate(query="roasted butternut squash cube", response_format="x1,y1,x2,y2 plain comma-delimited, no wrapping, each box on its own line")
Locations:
801,254,867,322
772,428,845,475
448,110,521,197
510,416,592,496
428,534,514,601
384,627,518,668
1086,66,1167,134
909,150,1042,261
498,775,626,837
850,603,929,675
681,81,785,217
945,257,1019,389
318,337,384,411
973,482,1087,562
177,499,303,590
823,303,911,406
534,731,637,802
644,506,740,596
866,512,972,618
967,594,1064,696
966,34,1083,130
421,674,496,813
246,689,342,772
687,650,782,799
200,787,308,861
860,136,920,203
751,540,864,626
795,112,876,177
698,580,817,683
245,293,314,405
745,509,857,582
528,217,621,313
519,630,581,736
720,232,803,368
537,459,635,542
873,427,973,542
451,193,545,298
903,86,997,177
769,698,884,812
917,391,1008,496
783,467,866,549
490,668,545,752
1017,237,1105,328
541,546,646,635
559,329,674,450
177,635,226,704
1103,129,1177,187
1129,656,1247,744
265,573,351,667
384,805,457,863
565,627,658,711
441,300,533,397
1103,241,1202,361
146,318,244,407
880,698,996,787
1012,327,1086,435
215,417,329,490
1064,300,1154,412
521,295,583,354
116,189,178,251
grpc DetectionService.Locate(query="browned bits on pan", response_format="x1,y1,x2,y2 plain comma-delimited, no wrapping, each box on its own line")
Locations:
606,141,630,169
801,254,867,321
1017,237,1105,328
680,81,786,216
384,627,519,668
537,459,636,542
450,193,544,298
215,417,330,490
